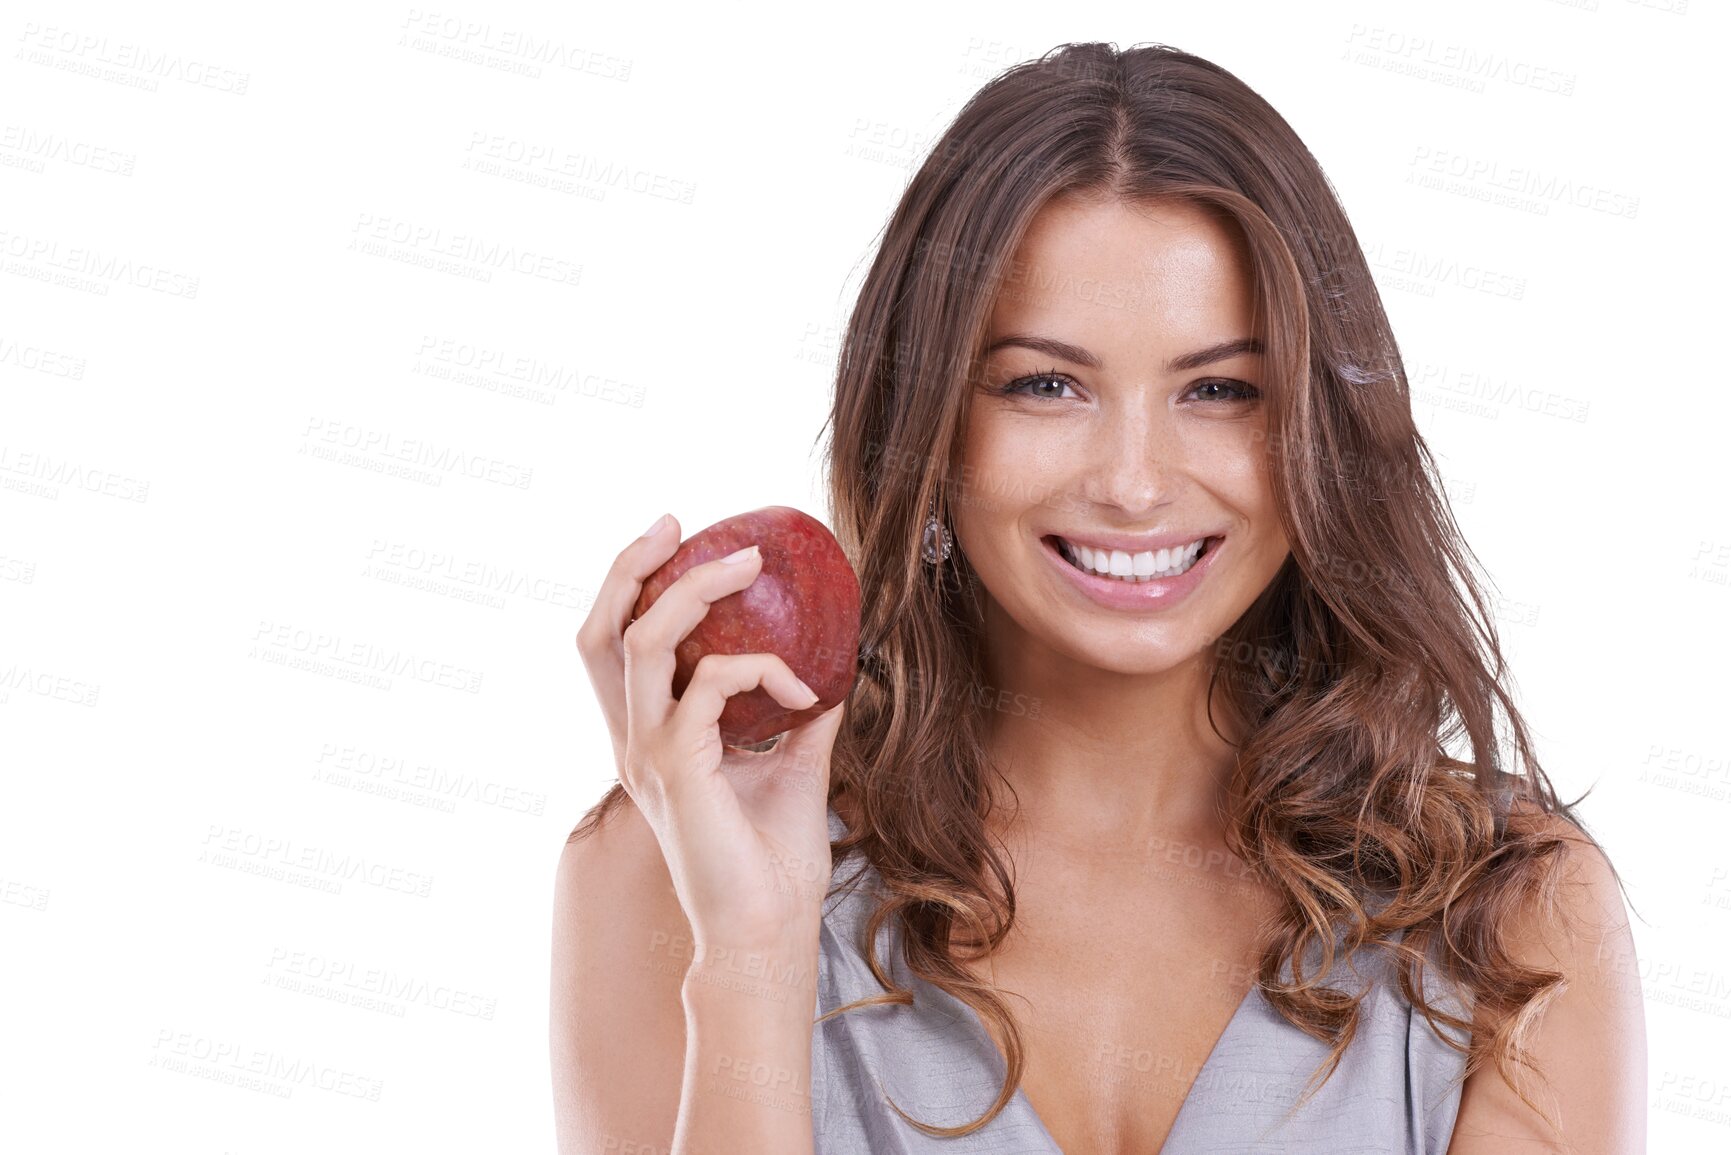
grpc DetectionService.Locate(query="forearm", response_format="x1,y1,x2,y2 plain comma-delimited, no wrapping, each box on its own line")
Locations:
672,932,822,1155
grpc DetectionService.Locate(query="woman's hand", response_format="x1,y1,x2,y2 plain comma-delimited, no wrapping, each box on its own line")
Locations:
576,513,848,954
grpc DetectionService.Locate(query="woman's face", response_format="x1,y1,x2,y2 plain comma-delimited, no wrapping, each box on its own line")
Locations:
953,193,1291,679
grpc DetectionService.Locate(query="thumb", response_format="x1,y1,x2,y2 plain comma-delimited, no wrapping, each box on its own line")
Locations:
771,699,846,800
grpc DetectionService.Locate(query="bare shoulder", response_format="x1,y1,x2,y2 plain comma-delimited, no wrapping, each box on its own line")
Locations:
551,792,694,1155
1510,808,1637,958
1445,807,1648,1154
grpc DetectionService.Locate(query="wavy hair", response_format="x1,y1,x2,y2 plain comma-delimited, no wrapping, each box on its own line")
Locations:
570,41,1633,1142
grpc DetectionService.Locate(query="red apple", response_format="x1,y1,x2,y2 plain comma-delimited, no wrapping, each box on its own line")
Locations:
632,506,861,746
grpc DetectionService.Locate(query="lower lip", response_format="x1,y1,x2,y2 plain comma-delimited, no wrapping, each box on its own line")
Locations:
1040,534,1223,611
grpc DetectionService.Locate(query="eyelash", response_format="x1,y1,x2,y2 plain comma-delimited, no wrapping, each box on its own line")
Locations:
995,368,1261,404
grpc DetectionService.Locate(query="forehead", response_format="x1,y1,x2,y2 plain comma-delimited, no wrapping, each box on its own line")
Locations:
986,195,1254,341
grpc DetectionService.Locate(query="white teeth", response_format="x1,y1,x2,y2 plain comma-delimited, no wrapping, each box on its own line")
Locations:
1059,537,1206,582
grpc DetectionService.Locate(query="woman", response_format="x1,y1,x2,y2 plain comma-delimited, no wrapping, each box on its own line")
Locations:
554,42,1646,1154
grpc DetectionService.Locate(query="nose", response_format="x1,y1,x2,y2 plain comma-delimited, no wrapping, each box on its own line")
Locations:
1075,403,1184,518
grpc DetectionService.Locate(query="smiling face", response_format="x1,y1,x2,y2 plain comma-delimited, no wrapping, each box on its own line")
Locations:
953,192,1292,681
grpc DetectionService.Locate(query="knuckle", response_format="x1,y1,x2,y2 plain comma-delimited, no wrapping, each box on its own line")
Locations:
691,651,745,681
577,614,617,652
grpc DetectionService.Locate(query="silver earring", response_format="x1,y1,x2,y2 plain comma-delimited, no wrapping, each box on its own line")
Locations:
921,498,953,564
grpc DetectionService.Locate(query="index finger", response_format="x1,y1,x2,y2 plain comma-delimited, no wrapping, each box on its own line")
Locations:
576,513,682,724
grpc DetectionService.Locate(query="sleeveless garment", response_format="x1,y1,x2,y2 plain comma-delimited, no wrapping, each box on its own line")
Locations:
810,806,1472,1153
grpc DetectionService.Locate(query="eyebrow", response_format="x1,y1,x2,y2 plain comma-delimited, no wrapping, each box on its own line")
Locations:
982,334,1263,373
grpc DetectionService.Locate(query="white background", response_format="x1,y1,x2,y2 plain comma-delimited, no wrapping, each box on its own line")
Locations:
3,0,1726,1151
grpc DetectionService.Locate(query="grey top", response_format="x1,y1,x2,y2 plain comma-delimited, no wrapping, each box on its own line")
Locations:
811,807,1472,1153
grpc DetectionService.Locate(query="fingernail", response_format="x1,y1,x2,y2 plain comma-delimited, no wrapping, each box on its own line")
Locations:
794,678,820,705
720,545,759,564
640,513,668,539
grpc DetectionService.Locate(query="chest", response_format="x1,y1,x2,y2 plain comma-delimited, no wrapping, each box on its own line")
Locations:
956,849,1279,1154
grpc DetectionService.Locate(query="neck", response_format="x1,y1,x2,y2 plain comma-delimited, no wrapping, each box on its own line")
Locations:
976,609,1246,855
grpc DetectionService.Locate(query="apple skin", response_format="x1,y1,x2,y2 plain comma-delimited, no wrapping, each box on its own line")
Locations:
631,506,861,747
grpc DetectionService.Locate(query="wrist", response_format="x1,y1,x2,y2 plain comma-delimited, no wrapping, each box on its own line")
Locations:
681,931,820,1010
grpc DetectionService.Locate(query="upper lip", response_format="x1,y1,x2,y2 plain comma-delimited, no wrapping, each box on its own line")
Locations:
1045,529,1222,554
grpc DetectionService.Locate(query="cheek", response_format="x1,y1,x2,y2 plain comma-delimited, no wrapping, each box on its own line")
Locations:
957,416,1054,514
1189,431,1288,553
1183,428,1272,496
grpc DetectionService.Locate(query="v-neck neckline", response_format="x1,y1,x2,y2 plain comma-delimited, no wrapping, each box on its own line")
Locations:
955,976,1264,1154
824,806,1277,1150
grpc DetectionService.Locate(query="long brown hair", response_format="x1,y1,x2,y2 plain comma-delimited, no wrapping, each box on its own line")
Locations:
570,41,1632,1141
